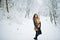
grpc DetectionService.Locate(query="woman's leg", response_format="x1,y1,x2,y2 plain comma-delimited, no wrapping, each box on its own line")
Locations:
34,31,38,39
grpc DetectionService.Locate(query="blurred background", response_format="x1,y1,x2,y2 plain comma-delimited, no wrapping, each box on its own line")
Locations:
0,0,60,40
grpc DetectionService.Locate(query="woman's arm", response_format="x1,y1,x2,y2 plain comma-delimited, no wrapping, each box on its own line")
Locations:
33,20,37,27
38,22,41,28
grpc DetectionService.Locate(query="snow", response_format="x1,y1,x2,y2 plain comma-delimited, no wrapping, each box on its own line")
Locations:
0,15,60,40
0,0,60,40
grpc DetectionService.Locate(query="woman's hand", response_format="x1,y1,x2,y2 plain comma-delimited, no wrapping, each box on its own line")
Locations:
34,27,38,31
38,24,40,28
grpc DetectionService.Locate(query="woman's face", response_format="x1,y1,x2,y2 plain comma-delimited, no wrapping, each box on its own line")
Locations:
35,14,38,17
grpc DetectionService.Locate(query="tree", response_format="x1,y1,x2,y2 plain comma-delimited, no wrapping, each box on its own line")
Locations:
0,0,1,7
6,0,9,13
25,0,31,18
49,0,57,24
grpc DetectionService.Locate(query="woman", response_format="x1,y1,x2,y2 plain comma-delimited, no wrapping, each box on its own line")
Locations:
33,14,42,40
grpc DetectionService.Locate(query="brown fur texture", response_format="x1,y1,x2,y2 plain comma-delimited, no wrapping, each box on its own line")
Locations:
33,14,41,31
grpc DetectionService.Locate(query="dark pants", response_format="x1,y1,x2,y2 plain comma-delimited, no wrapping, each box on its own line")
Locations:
35,29,42,39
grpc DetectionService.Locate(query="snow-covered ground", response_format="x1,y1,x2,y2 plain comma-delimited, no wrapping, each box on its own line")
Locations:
0,15,60,40
0,0,60,40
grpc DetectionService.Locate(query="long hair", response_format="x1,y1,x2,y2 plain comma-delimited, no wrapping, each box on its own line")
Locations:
33,14,39,20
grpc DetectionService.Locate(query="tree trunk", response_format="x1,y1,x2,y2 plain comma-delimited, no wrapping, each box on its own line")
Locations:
49,0,57,25
6,0,9,13
0,0,1,7
25,8,30,18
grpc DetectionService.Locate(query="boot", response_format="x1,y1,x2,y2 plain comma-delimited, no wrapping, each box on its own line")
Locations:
34,36,37,40
34,37,37,40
